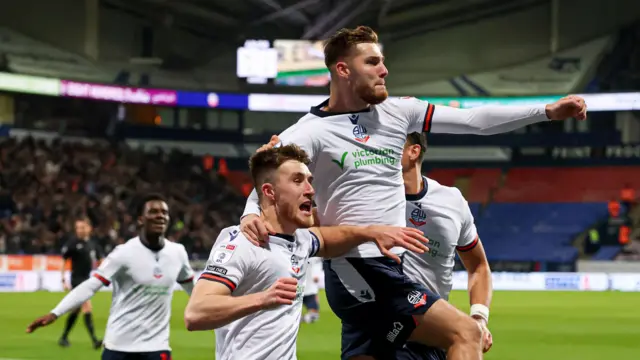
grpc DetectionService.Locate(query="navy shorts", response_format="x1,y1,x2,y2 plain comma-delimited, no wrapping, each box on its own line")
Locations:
303,294,319,311
323,257,441,360
396,343,447,360
102,348,171,360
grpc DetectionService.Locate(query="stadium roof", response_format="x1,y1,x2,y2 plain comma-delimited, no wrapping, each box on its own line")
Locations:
103,0,543,45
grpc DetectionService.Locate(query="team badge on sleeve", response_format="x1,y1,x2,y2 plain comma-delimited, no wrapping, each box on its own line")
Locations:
212,244,237,265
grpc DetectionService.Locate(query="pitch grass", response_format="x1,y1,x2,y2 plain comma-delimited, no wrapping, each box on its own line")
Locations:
1,291,639,359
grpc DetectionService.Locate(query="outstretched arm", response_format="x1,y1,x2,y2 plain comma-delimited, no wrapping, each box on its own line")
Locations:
51,277,104,317
406,95,587,135
429,104,549,135
310,225,429,262
26,245,126,333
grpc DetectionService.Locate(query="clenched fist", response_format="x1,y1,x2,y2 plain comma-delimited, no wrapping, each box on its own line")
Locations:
545,95,587,121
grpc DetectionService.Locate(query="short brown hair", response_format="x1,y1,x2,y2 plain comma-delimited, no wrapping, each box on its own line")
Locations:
249,144,311,190
324,26,379,68
75,215,92,226
406,132,427,162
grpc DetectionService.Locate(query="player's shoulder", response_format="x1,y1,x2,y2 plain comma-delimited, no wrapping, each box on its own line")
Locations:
164,239,187,254
425,177,466,202
276,116,324,141
104,242,129,262
213,226,256,252
294,228,316,238
380,96,426,110
61,239,76,252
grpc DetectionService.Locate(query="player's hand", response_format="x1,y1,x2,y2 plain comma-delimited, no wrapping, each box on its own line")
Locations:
256,135,281,153
260,277,298,309
26,313,58,333
367,226,429,263
545,95,587,121
240,214,276,246
473,316,493,353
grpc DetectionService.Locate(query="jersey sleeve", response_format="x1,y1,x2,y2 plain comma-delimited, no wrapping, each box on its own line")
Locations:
308,230,321,258
396,97,436,134
400,97,548,135
61,241,74,260
177,244,195,284
455,194,479,252
93,245,126,286
242,122,321,219
274,122,320,162
199,230,252,292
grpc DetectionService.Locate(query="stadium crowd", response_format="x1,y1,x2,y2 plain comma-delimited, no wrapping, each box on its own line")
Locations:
0,136,245,259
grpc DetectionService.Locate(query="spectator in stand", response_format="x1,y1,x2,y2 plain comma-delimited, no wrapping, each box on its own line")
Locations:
620,183,635,215
0,137,245,259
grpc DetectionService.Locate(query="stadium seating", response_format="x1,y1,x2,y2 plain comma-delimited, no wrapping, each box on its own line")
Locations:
493,167,640,202
0,137,245,259
0,27,113,83
425,167,615,263
474,203,607,262
591,245,623,260
426,168,502,203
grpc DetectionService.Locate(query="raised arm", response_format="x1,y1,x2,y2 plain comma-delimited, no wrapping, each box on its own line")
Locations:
309,225,429,263
429,104,549,135
404,95,587,136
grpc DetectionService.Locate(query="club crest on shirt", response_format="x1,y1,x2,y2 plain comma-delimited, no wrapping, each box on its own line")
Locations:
290,254,301,274
407,290,427,308
409,208,427,227
352,125,370,143
153,266,163,279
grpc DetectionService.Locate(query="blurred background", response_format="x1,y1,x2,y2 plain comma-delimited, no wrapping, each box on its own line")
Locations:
1,0,640,359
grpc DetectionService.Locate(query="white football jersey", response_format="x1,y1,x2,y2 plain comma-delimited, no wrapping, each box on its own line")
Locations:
402,177,479,300
93,237,194,352
303,257,323,296
244,97,435,258
201,226,320,360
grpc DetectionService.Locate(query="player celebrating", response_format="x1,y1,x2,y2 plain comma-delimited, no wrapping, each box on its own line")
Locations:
240,26,586,360
26,193,195,360
184,145,429,360
58,216,104,349
398,132,494,358
302,257,323,324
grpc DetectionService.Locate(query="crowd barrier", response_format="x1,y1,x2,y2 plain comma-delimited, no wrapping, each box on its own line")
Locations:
1,72,639,112
2,270,640,293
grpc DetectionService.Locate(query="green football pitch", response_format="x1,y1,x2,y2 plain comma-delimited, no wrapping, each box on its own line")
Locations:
1,291,639,359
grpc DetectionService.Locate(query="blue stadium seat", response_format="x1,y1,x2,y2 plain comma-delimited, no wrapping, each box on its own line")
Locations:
473,203,606,262
591,245,622,260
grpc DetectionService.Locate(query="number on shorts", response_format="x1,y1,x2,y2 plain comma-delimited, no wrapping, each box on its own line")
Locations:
160,353,170,360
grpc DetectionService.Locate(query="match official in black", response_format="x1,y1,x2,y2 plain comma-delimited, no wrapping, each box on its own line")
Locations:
59,216,103,349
